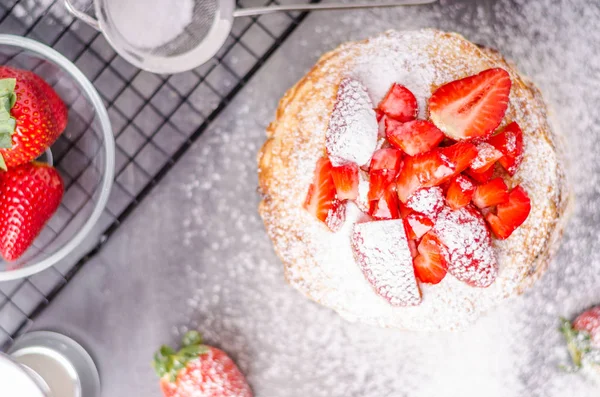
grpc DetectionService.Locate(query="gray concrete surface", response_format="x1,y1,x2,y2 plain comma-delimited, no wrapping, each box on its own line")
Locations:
25,1,600,396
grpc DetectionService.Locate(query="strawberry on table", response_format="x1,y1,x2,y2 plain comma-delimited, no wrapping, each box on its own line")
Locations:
154,331,252,397
429,68,512,141
472,178,509,209
0,66,68,170
446,174,475,209
304,157,337,225
0,162,64,261
560,306,600,372
413,232,448,284
485,185,531,239
487,121,524,176
377,83,418,122
385,119,444,156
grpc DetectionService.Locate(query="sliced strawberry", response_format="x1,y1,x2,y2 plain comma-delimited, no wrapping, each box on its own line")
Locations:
331,163,359,201
408,239,418,259
369,185,400,220
351,220,421,306
399,202,413,219
438,142,478,178
413,232,448,284
325,201,347,232
472,178,509,209
376,109,385,122
446,174,475,209
405,187,444,219
396,151,454,202
368,148,402,201
464,166,494,184
386,119,444,156
304,157,336,224
434,206,498,287
470,142,503,173
377,83,418,122
486,185,531,239
487,121,524,176
429,68,512,141
573,306,600,349
405,212,434,240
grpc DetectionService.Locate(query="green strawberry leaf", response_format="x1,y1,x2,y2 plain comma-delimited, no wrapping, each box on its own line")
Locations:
182,330,202,347
559,317,593,371
0,78,17,150
0,133,11,149
152,331,210,383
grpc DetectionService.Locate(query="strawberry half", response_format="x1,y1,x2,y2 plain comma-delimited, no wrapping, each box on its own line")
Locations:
413,232,448,284
487,121,524,176
396,151,454,202
368,148,402,201
485,185,531,239
429,68,512,141
472,178,509,209
377,83,418,122
385,119,444,156
405,212,434,240
304,157,336,224
470,142,503,173
331,163,359,201
154,331,252,397
437,142,478,181
446,174,475,209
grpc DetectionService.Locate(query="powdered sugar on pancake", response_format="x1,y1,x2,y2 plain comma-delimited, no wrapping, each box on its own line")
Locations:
325,78,378,166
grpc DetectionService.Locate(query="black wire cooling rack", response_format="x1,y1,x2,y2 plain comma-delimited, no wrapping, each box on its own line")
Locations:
0,0,319,350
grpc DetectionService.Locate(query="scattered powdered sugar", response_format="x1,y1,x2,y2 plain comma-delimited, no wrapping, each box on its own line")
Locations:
406,187,444,219
457,174,475,191
325,78,378,166
434,206,498,287
356,170,370,212
351,220,421,306
471,142,503,170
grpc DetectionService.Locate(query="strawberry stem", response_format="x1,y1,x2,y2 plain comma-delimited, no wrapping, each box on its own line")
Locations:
152,331,210,382
559,317,590,371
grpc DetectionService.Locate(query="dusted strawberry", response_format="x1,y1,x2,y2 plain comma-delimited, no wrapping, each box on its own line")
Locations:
331,163,359,201
351,219,421,306
446,174,475,209
405,187,444,219
487,121,524,176
396,151,454,202
485,185,531,239
304,157,336,225
433,206,498,287
385,119,444,156
560,306,600,371
405,212,434,240
438,142,479,176
413,232,448,284
470,142,503,173
472,178,509,209
377,83,418,122
369,184,400,220
0,162,64,261
0,67,68,169
464,165,494,184
429,68,512,141
154,331,252,397
368,148,402,201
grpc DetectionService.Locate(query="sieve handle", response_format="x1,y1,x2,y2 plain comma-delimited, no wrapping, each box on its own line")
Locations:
233,0,437,17
63,0,101,31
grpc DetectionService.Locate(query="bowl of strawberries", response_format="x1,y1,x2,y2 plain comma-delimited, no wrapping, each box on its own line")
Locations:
0,35,114,281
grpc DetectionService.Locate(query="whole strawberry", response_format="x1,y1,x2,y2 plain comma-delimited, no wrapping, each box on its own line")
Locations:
560,306,600,375
0,66,67,170
0,162,64,261
153,331,253,397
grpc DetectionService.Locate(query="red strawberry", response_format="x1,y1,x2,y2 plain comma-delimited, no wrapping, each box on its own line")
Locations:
0,67,68,169
560,306,600,370
0,162,64,261
433,206,498,287
405,212,434,240
487,121,524,176
446,174,475,209
385,119,444,156
154,331,252,397
413,232,448,284
573,307,600,349
396,151,454,202
464,166,494,184
437,142,478,181
429,68,512,141
470,142,503,173
377,83,418,122
472,178,509,209
351,219,421,306
369,184,400,220
485,185,531,239
368,148,402,201
331,163,359,201
304,157,336,224
405,186,444,220
375,109,385,122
